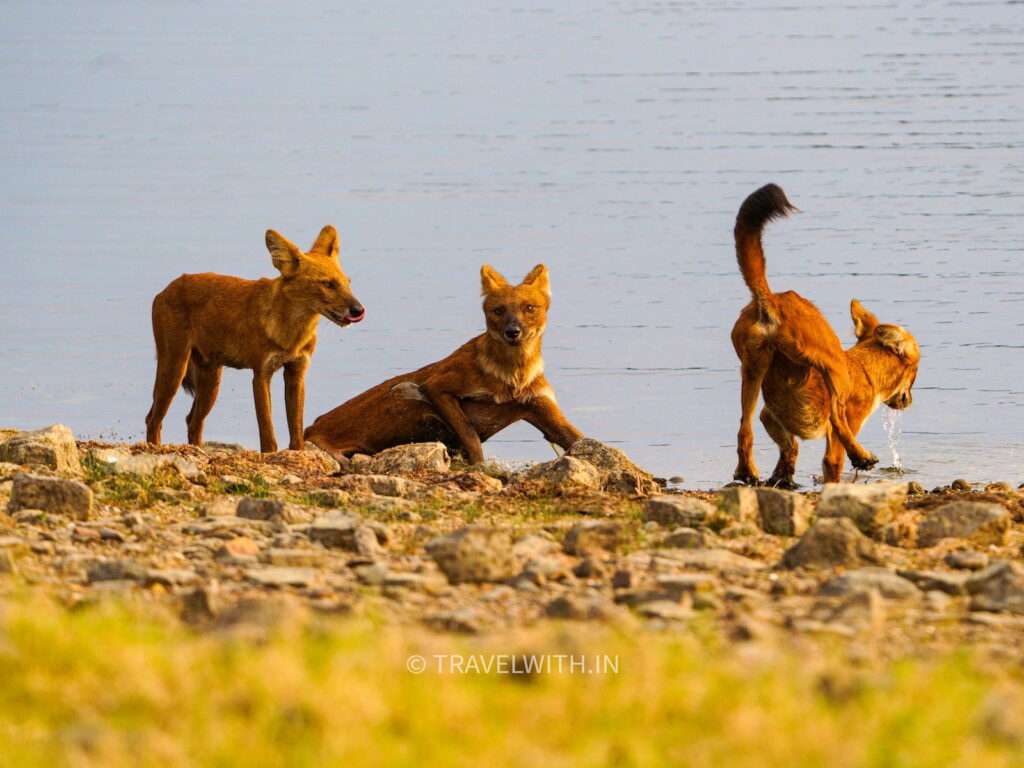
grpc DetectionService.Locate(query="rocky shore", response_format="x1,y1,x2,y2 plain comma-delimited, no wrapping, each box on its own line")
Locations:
2,423,1024,661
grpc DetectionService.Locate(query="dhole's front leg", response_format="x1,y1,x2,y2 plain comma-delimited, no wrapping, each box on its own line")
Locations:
419,385,485,464
734,358,769,484
283,356,309,451
252,369,278,453
523,397,583,450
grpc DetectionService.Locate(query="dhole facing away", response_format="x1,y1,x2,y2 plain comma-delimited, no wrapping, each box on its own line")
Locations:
304,264,583,464
145,226,364,453
730,184,920,486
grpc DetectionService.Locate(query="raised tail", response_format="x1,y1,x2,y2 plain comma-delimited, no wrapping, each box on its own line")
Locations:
734,183,797,323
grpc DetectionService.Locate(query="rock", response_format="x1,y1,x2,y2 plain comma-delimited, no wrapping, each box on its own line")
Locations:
244,566,319,588
660,527,708,549
0,549,18,575
216,537,261,561
817,482,907,537
717,486,761,526
563,520,625,555
811,588,885,633
652,548,767,574
642,496,714,528
907,482,925,495
86,445,132,467
985,481,1013,493
780,518,883,569
422,608,487,634
573,557,608,579
353,525,385,558
512,533,562,558
144,568,200,587
263,448,340,476
819,568,920,599
381,571,448,594
966,561,1024,614
181,584,222,624
266,548,329,568
520,556,573,585
0,462,25,481
917,501,1011,548
236,497,312,524
655,573,718,594
945,551,990,571
753,487,811,536
200,498,240,517
332,474,426,498
565,438,659,494
8,473,93,520
951,478,972,492
425,525,517,584
306,511,362,549
633,600,693,621
113,453,201,480
895,569,969,596
0,424,80,474
544,594,623,621
367,442,450,475
520,456,603,491
87,558,147,583
304,489,350,508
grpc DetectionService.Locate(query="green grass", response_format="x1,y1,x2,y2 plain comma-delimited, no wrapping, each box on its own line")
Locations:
1,592,1022,768
205,472,272,498
83,457,188,509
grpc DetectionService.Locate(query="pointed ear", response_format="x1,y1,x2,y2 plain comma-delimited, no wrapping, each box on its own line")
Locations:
266,230,304,277
480,265,510,295
310,225,339,259
520,264,550,298
875,325,909,357
850,299,879,341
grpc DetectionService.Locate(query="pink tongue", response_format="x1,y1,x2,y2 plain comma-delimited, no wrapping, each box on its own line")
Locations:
348,308,366,323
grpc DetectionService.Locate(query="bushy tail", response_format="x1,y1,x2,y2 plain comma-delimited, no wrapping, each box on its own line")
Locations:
734,183,797,323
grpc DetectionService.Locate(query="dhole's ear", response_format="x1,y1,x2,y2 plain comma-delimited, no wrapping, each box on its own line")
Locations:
266,230,304,277
850,299,879,341
520,264,550,298
480,265,510,295
310,225,339,259
875,325,909,357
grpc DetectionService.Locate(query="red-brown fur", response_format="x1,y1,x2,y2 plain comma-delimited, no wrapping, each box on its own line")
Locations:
730,184,920,486
145,226,364,453
304,264,583,464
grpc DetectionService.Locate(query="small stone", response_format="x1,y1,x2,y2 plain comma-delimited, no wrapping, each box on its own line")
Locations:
573,557,607,579
753,487,812,536
333,474,427,498
565,438,659,494
244,566,319,588
181,584,221,623
811,588,885,633
367,442,450,475
951,478,972,492
945,550,989,571
907,482,925,495
544,594,623,621
656,573,718,594
425,525,517,584
0,549,18,575
304,489,350,508
422,608,486,634
642,496,714,528
917,501,1011,548
216,537,261,560
817,482,907,538
634,599,693,621
895,569,969,596
144,568,200,587
267,548,328,568
8,473,93,520
237,497,312,524
87,558,146,583
611,569,633,589
0,424,80,474
114,453,200,480
99,527,125,542
563,520,624,556
521,455,603,490
200,498,239,517
653,548,767,573
985,481,1013,493
780,518,883,570
819,568,920,599
717,486,760,526
660,527,706,549
512,533,561,559
72,526,102,542
354,525,385,558
306,511,362,549
966,561,1024,614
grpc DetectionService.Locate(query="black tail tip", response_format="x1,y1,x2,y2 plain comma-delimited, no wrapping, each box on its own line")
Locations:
735,183,799,233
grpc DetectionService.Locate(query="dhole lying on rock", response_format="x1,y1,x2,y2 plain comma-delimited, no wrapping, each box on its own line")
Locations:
145,226,364,453
730,184,920,487
304,264,583,464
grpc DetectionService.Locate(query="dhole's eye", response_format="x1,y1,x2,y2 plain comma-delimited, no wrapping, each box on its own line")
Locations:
321,280,338,290
523,305,535,313
491,306,505,316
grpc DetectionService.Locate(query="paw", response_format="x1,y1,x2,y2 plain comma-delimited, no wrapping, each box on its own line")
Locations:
850,452,878,470
766,476,798,490
733,470,760,486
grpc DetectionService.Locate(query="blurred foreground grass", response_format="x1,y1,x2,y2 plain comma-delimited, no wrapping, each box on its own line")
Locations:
2,592,1023,768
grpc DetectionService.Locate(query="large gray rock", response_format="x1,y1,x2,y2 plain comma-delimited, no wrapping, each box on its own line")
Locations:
565,438,660,494
917,501,1011,548
332,474,427,498
306,511,388,553
966,561,1024,614
520,456,603,491
425,525,517,584
717,486,761,526
8,473,93,520
896,569,970,596
367,442,450,475
781,518,883,569
819,567,920,599
643,496,714,528
0,424,80,474
753,487,811,536
817,482,907,537
113,453,201,480
236,497,312,524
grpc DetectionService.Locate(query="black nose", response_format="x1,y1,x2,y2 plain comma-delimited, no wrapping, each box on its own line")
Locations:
503,325,521,341
348,303,365,322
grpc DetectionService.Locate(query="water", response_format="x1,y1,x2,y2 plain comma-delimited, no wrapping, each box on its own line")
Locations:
2,0,1022,489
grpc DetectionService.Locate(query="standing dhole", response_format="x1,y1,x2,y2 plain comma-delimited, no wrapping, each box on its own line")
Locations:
730,184,920,486
145,226,364,453
304,264,583,464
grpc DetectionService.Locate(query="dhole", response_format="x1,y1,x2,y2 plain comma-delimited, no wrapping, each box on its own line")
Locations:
145,226,364,453
730,184,919,486
304,264,583,464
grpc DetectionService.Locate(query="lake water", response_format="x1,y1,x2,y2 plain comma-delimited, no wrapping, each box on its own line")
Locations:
3,0,1022,490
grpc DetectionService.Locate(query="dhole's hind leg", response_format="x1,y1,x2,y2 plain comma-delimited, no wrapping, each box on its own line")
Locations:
734,355,770,485
145,329,191,446
760,408,799,489
185,359,222,446
821,425,845,483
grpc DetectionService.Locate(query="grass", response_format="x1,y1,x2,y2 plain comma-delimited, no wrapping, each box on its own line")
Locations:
83,457,188,509
1,592,1023,768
